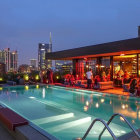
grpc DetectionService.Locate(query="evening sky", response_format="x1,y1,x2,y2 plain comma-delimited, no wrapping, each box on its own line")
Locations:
0,0,140,65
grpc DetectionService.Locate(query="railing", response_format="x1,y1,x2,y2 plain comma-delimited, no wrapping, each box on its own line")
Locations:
81,118,118,140
98,113,140,140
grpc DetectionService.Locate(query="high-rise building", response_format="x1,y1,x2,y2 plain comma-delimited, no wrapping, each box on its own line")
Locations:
11,51,18,72
0,48,18,72
30,59,37,70
4,48,11,72
0,50,5,63
38,33,52,70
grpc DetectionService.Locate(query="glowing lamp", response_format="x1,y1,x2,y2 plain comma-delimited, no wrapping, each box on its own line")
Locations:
35,75,39,80
0,77,3,81
96,65,99,68
101,65,105,68
36,85,39,88
56,76,59,79
86,65,89,68
24,75,29,81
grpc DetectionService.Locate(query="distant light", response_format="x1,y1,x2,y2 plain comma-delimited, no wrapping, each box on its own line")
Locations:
41,48,45,51
42,44,45,46
0,87,3,90
56,76,59,79
120,54,125,56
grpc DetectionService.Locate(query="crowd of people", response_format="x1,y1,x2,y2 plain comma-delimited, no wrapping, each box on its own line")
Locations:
63,69,140,97
13,67,140,97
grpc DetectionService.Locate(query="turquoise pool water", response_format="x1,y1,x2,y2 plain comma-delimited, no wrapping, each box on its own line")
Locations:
0,85,140,140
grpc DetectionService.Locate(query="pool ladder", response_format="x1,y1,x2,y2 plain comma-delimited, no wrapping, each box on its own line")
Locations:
76,113,140,140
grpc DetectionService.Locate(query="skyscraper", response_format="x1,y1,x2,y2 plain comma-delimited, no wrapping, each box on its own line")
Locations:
0,48,18,72
10,51,18,72
38,33,52,70
4,48,11,72
30,59,37,70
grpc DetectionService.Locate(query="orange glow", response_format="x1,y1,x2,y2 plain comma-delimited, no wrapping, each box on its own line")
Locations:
115,109,137,119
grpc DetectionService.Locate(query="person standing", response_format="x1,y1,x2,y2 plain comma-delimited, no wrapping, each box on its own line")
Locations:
86,69,93,89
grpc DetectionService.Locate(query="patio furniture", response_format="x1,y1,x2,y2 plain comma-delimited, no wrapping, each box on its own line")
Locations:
99,81,114,90
75,80,87,88
0,108,28,131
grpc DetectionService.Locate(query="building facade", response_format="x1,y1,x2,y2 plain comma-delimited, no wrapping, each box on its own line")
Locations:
0,63,5,75
55,60,72,74
46,27,140,83
0,48,18,72
10,51,18,72
38,33,52,70
38,43,52,70
30,59,37,70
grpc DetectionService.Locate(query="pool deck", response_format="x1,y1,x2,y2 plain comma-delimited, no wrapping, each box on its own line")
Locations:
54,83,131,96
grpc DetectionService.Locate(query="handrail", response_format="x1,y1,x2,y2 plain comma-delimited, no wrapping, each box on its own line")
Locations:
98,113,140,140
82,118,118,140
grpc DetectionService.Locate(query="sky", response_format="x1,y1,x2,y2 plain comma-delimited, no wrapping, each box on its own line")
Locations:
0,0,140,65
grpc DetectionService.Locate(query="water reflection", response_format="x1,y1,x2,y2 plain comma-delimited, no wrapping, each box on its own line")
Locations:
42,88,45,99
73,90,140,128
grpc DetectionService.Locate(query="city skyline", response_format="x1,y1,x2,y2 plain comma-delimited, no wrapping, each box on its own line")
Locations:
0,0,140,65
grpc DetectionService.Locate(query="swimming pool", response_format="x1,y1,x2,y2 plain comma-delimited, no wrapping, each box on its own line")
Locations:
0,85,140,140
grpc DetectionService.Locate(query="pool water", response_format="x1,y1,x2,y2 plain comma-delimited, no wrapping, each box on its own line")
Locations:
0,85,140,140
